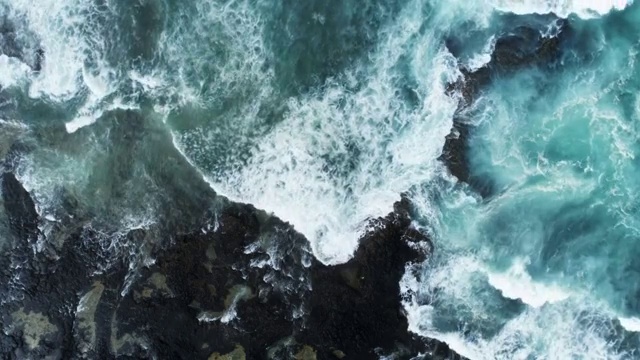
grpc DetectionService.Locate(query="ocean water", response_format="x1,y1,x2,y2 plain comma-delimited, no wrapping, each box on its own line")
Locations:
1,0,639,358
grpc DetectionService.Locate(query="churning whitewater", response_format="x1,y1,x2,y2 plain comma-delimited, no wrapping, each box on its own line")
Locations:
1,0,640,358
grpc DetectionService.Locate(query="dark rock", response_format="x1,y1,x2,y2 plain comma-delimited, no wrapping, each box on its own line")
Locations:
440,16,570,196
0,173,110,360
264,0,402,95
2,171,39,242
33,48,44,72
440,119,472,187
299,197,436,359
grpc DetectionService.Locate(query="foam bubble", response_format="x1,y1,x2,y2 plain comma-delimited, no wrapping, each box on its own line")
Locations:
81,66,114,99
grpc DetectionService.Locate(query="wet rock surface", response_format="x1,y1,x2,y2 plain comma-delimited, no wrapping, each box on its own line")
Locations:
0,159,462,359
440,15,572,196
2,172,38,242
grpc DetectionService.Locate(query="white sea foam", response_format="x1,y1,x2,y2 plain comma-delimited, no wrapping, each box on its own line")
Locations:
157,0,272,109
204,1,459,264
490,0,633,18
400,26,640,357
413,254,572,311
399,199,632,359
467,36,496,71
65,96,138,133
0,0,104,99
11,0,607,267
197,285,253,324
128,70,165,93
402,265,632,360
0,55,31,88
487,258,571,308
65,114,98,134
0,0,177,135
15,149,92,218
618,316,640,332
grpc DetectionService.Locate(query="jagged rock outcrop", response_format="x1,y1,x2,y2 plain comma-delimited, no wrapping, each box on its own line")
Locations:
440,16,571,196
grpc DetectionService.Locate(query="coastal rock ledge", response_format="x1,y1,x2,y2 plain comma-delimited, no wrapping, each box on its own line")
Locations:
0,170,461,360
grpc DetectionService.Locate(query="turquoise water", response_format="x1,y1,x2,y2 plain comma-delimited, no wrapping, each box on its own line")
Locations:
1,0,640,358
405,3,640,359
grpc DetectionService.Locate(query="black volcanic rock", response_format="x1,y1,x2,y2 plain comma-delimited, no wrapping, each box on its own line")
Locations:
0,166,462,359
300,197,458,360
491,23,564,72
